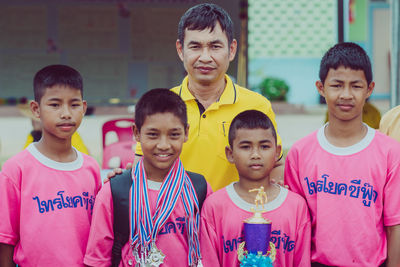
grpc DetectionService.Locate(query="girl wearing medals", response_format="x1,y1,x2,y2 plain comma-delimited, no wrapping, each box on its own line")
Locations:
84,89,211,267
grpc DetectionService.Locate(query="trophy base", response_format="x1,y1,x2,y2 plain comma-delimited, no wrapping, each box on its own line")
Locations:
238,241,276,267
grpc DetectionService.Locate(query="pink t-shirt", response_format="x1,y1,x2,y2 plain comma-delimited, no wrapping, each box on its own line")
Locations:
84,178,213,267
285,125,400,266
200,183,311,267
0,143,101,267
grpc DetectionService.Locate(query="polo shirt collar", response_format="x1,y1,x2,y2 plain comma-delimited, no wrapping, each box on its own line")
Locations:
178,76,196,101
178,75,237,105
218,75,237,105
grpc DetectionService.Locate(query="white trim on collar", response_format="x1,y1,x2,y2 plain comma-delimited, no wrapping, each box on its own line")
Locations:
317,123,375,156
225,182,288,212
27,143,83,171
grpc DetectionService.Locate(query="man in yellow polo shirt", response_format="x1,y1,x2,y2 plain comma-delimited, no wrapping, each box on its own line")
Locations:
135,3,283,190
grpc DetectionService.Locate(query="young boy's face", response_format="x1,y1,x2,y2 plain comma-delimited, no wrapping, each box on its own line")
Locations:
316,66,374,123
30,85,87,141
225,127,281,183
133,112,189,180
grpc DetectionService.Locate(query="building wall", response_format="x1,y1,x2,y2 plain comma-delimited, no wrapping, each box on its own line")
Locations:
247,0,390,106
0,0,240,105
0,0,388,107
247,0,337,105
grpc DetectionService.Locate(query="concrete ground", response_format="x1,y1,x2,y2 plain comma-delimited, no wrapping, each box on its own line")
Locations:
0,106,327,168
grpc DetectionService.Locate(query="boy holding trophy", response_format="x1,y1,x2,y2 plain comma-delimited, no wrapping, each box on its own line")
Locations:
200,110,311,266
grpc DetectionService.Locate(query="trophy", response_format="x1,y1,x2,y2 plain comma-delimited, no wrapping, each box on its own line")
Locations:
238,186,276,267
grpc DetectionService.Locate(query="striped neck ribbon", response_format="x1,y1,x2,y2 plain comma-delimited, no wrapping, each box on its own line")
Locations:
130,158,201,266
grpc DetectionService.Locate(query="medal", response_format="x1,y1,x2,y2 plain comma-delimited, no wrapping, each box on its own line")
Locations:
147,243,165,267
133,244,165,267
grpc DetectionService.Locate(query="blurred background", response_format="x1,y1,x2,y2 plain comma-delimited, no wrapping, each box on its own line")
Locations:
0,0,397,168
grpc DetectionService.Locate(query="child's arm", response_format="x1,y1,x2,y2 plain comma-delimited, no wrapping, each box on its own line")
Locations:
0,170,20,267
84,183,115,267
386,224,400,267
0,243,15,267
294,204,312,267
199,208,221,266
384,143,400,267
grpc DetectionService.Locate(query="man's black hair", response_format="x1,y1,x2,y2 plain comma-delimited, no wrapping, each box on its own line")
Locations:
33,64,83,102
319,42,373,85
228,110,277,147
178,3,234,45
135,88,187,132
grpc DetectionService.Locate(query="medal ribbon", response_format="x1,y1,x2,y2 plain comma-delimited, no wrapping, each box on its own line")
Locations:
130,158,201,265
181,174,201,265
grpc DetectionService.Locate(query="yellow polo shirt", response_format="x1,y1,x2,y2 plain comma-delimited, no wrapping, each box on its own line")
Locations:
380,105,400,142
136,75,282,191
23,132,89,155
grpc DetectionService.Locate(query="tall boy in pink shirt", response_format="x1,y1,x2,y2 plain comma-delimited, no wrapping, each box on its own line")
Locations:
200,110,311,267
285,42,400,266
84,89,211,267
0,65,101,267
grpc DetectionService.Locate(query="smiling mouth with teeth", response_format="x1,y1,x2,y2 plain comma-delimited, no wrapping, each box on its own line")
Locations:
157,154,171,157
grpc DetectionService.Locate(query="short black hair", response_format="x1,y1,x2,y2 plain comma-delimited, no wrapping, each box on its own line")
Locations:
135,88,187,132
319,42,373,85
33,64,83,102
228,110,277,147
178,3,234,45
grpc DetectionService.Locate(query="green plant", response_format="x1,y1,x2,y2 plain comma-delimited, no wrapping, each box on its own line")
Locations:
259,77,289,101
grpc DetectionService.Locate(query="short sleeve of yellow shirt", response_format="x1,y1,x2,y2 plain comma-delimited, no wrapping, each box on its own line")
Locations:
379,105,400,142
135,75,282,190
24,131,89,155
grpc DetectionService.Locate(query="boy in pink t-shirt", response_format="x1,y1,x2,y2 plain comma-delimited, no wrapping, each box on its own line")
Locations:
0,65,101,267
200,110,311,267
84,89,211,267
285,42,400,266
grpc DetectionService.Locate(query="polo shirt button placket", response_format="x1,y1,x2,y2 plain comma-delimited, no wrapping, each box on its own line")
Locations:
202,114,206,118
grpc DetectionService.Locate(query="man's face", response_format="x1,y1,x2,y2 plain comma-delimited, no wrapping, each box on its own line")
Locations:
176,22,237,87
